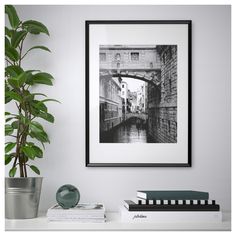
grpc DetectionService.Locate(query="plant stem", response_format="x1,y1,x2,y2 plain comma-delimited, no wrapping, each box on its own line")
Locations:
5,58,14,66
23,158,27,177
18,123,28,177
19,160,24,177
14,30,26,177
20,129,28,177
12,111,21,172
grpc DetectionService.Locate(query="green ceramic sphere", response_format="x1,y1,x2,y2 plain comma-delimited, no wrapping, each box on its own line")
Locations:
56,184,80,209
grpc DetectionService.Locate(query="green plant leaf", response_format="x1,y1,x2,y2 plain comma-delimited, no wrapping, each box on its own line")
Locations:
7,72,27,88
32,145,43,158
5,117,15,123
22,93,34,102
30,130,50,143
5,124,14,135
9,167,17,177
5,91,22,102
40,98,61,104
32,100,48,112
40,142,45,150
25,46,51,56
17,72,28,87
5,96,12,104
24,71,34,85
18,114,30,125
21,146,36,159
29,121,44,133
7,78,19,88
31,99,59,115
11,120,19,129
5,46,19,62
32,73,53,86
38,111,54,123
5,26,13,38
5,36,10,49
5,155,12,165
6,113,18,119
32,93,47,97
5,82,10,91
11,30,27,48
26,69,41,73
5,142,16,153
5,65,24,77
5,87,12,103
22,20,49,36
5,5,20,29
30,165,40,175
27,142,34,146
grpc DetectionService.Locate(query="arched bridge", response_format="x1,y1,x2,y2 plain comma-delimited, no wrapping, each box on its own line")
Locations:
125,113,147,121
100,70,161,87
99,45,162,86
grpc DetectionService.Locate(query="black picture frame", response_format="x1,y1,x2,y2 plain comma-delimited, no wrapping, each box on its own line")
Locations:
86,20,192,167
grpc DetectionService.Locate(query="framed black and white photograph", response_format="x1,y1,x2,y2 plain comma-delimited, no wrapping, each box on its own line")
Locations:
86,21,191,167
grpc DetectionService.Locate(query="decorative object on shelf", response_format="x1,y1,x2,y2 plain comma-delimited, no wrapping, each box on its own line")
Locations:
47,203,106,222
85,20,192,167
5,5,59,219
56,184,80,209
121,190,222,223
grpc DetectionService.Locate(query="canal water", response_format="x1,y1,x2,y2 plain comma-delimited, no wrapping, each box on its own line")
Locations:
101,118,154,143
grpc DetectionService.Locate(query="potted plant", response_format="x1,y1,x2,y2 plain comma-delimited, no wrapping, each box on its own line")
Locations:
5,5,59,219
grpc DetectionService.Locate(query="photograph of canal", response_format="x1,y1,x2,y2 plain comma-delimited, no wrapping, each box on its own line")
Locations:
99,45,177,143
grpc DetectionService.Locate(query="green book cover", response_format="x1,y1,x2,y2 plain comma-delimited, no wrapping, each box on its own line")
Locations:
137,190,209,200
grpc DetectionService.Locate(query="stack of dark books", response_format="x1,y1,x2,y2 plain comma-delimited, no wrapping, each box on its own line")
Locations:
121,190,222,223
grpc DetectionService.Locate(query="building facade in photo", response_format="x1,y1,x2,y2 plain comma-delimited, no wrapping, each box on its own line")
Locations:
99,75,122,133
147,45,177,143
121,81,128,116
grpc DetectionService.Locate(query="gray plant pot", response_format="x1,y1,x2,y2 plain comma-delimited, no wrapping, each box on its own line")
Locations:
5,177,43,219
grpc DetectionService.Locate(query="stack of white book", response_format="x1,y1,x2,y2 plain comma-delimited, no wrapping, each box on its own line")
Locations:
47,203,106,222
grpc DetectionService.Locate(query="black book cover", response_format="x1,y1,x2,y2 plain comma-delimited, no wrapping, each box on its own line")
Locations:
124,200,220,211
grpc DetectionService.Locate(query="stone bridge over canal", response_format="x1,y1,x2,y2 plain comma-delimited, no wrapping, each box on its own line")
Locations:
99,45,162,86
124,113,147,121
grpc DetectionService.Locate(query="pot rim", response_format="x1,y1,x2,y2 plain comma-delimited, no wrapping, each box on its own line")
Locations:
5,177,43,179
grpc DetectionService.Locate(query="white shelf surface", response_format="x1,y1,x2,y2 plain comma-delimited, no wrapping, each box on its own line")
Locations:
6,211,231,231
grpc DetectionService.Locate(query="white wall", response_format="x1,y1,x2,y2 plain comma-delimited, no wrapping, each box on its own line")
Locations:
7,5,230,212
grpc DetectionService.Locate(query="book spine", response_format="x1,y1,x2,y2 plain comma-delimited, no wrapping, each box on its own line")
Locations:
47,218,106,222
124,200,220,211
47,212,104,216
120,209,222,223
125,204,220,211
47,214,105,218
137,192,209,200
